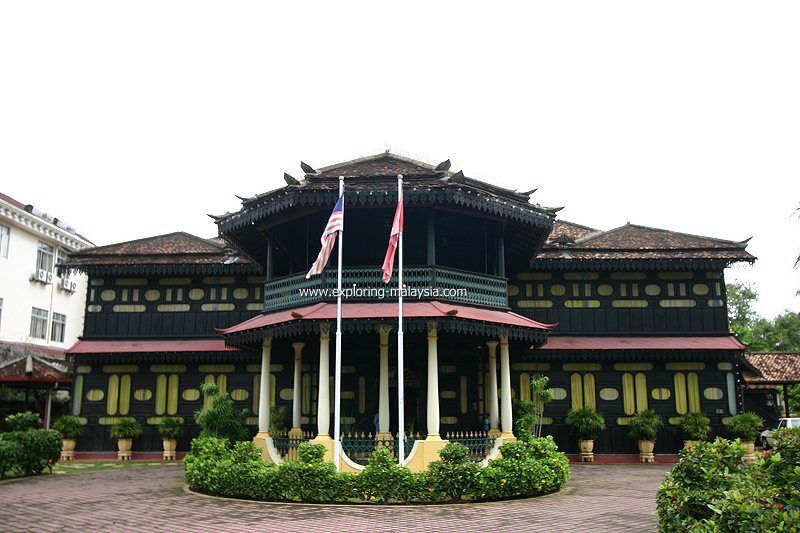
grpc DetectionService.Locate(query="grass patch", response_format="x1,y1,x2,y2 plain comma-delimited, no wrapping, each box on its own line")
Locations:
3,461,180,480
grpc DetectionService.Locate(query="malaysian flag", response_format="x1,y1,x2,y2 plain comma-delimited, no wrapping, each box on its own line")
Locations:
306,194,344,278
382,187,404,283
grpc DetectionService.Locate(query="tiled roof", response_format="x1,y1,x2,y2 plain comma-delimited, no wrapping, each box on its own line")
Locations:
743,352,800,384
316,152,440,179
63,232,249,267
538,223,755,262
547,220,601,245
68,339,239,355
541,335,745,351
0,341,71,383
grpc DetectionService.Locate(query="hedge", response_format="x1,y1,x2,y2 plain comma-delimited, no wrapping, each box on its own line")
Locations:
0,429,62,478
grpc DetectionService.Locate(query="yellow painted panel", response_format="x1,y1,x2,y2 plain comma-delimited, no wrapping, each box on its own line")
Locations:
158,277,192,285
635,373,648,412
551,387,567,401
512,363,551,371
564,272,599,280
484,372,492,413
612,300,649,308
659,300,696,308
106,375,119,415
658,272,694,280
616,417,632,425
717,362,733,371
167,375,180,415
76,365,92,374
146,416,184,426
340,391,356,399
705,272,723,279
583,374,596,410
73,375,84,415
550,284,566,296
246,303,263,311
150,365,187,373
98,417,124,425
188,289,205,301
507,284,520,296
687,373,700,412
439,365,457,373
666,362,706,371
157,304,190,312
144,290,160,301
610,273,646,280
440,417,458,425
246,416,258,426
539,417,553,425
622,373,635,415
302,374,311,415
279,388,293,401
199,365,235,373
86,389,104,401
155,375,167,415
599,387,619,401
704,387,724,400
692,284,710,296
118,375,131,415
102,365,139,373
203,276,236,285
613,363,653,371
201,303,235,312
216,374,227,394
115,278,147,286
516,300,554,308
181,388,199,402
272,375,278,404
563,363,602,371
674,373,687,415
460,376,468,415
651,388,671,400
252,375,260,415
87,304,102,313
230,388,249,401
90,278,104,286
100,289,116,301
597,284,613,296
440,391,457,399
519,373,531,402
233,288,249,300
570,374,583,410
644,284,661,296
707,299,724,307
517,273,552,280
668,417,682,426
112,304,146,312
564,300,600,308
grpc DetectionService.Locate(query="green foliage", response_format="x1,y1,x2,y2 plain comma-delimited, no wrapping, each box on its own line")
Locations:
269,404,288,433
479,436,570,500
53,415,84,440
355,445,425,503
109,417,143,439
277,442,344,502
5,411,42,431
564,407,606,440
678,412,711,441
0,429,62,476
515,375,553,440
657,434,800,531
750,310,800,353
194,383,249,445
158,417,183,440
628,409,663,442
726,281,760,344
427,442,481,501
725,412,763,442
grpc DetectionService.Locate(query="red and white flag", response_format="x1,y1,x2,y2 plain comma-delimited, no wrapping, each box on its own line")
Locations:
306,195,344,278
382,189,404,283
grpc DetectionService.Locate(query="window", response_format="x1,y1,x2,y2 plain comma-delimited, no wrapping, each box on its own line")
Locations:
0,225,9,258
51,312,66,342
30,307,48,339
36,242,54,272
56,248,69,273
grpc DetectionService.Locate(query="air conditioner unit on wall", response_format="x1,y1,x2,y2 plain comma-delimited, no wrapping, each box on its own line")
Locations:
35,269,48,282
61,277,77,292
46,272,54,284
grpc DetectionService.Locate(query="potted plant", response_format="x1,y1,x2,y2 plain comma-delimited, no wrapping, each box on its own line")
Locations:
678,411,710,448
110,417,143,460
53,415,84,461
725,411,763,462
158,417,183,460
565,407,606,462
628,409,663,463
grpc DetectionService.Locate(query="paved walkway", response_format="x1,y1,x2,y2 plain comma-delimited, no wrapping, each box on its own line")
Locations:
0,463,671,532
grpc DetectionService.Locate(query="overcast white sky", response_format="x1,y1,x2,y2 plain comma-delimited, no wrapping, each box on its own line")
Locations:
1,2,798,319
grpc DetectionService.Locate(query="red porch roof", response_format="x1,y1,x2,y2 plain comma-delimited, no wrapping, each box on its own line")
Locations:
67,339,239,355
218,301,554,335
540,335,745,351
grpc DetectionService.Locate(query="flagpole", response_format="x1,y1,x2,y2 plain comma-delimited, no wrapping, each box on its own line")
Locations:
334,175,344,471
397,174,405,464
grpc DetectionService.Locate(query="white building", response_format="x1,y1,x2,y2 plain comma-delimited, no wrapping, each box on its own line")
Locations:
0,192,93,349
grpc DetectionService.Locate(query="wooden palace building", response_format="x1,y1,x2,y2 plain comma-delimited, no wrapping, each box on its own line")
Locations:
63,152,755,463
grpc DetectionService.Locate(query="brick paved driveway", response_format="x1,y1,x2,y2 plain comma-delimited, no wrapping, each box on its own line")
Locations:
0,463,670,532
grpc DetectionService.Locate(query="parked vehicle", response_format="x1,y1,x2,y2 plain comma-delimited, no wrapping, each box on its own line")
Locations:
759,417,800,449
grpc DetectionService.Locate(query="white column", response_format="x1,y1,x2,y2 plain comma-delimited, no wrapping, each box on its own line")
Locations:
317,324,331,436
378,325,392,436
426,321,440,438
486,341,500,434
499,331,514,437
257,336,272,434
291,342,305,432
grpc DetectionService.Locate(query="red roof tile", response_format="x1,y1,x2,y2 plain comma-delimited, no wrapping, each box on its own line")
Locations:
743,352,800,383
67,339,239,355
540,335,745,351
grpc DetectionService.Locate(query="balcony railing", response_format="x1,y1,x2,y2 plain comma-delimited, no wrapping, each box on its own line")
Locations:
263,265,508,312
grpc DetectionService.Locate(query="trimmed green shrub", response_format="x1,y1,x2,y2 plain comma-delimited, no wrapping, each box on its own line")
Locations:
724,412,763,442
565,407,606,440
277,442,344,502
0,438,22,479
355,445,426,503
158,417,183,440
678,412,711,441
109,417,143,439
194,383,249,445
53,415,84,440
628,409,663,441
0,429,62,476
427,442,481,501
5,411,42,431
479,436,570,500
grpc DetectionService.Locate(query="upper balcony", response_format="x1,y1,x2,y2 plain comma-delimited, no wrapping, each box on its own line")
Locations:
264,265,508,312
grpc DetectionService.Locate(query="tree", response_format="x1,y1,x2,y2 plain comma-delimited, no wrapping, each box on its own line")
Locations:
726,281,760,345
194,383,249,445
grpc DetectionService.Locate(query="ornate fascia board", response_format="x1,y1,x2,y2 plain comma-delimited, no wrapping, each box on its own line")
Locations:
525,348,744,361
0,203,93,251
65,263,262,276
529,258,745,271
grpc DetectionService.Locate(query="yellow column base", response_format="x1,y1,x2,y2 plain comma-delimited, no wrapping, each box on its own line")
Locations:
499,431,517,443
252,431,272,462
288,427,304,438
487,427,502,439
405,435,448,472
312,434,336,463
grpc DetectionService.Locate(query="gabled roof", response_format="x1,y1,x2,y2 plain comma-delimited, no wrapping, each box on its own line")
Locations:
62,232,258,275
315,152,440,179
742,352,800,384
0,341,71,383
536,222,755,268
547,220,601,245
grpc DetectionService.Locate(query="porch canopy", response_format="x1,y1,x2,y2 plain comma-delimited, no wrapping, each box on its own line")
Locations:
217,300,554,346
539,334,745,359
741,352,800,416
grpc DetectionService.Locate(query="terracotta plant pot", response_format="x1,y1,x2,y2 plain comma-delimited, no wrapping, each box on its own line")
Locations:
162,439,177,460
638,439,655,463
578,439,595,462
117,438,133,461
61,438,77,461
